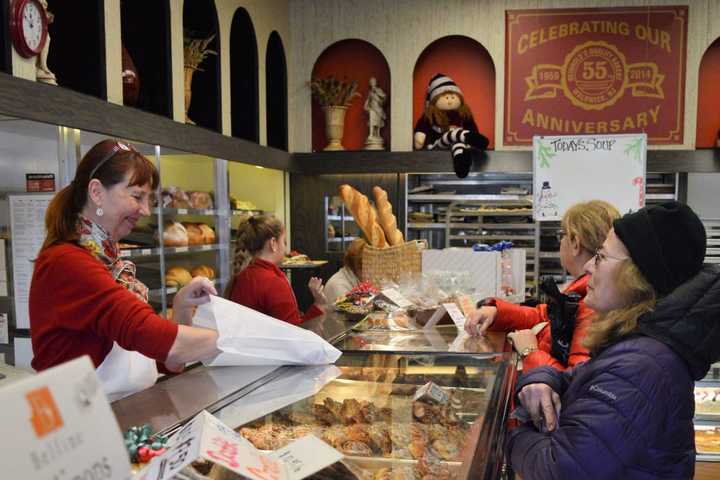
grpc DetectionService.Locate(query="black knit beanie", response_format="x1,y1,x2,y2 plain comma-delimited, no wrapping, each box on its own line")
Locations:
613,201,706,295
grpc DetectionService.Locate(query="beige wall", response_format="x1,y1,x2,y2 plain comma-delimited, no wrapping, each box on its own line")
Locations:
288,0,720,152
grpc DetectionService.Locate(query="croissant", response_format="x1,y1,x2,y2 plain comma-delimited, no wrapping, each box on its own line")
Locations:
338,184,387,248
372,186,404,246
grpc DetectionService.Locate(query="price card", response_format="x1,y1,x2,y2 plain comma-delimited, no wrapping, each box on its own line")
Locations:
177,209,188,215
141,249,152,256
200,245,212,251
175,247,189,253
379,288,413,309
442,303,467,328
0,357,131,480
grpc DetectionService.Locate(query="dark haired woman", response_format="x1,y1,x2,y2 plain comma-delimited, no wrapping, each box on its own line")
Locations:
30,139,220,401
226,215,326,325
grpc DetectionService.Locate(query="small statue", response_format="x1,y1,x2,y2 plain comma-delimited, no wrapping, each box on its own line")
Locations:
363,77,386,150
36,0,57,85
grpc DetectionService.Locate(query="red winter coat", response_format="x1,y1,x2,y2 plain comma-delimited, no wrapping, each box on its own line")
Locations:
489,275,593,371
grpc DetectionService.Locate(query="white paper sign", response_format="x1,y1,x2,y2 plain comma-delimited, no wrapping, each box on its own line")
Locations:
442,303,466,328
9,194,53,329
0,313,8,344
378,288,414,309
533,134,646,221
136,411,341,480
0,356,132,479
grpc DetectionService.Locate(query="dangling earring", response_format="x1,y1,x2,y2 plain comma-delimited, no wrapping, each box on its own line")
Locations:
96,206,104,217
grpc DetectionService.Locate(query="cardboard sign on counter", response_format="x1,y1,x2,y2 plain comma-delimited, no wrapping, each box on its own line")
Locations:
377,288,414,309
423,303,466,330
0,356,132,479
136,410,342,480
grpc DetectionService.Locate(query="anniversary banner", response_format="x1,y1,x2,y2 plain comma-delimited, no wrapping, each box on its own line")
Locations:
504,6,687,146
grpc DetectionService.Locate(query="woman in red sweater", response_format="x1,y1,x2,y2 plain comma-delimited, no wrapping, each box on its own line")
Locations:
30,139,220,401
464,200,620,371
226,215,326,324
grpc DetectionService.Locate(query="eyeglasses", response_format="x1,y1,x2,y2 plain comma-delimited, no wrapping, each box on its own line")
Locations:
88,141,135,179
593,249,629,267
554,229,566,243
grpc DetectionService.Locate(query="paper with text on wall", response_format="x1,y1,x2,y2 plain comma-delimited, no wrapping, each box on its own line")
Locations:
0,356,132,480
135,410,342,480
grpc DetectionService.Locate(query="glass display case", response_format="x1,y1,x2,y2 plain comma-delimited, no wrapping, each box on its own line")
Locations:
695,363,720,461
212,352,515,479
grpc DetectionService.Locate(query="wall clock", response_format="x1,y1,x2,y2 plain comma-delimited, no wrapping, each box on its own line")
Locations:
10,0,49,58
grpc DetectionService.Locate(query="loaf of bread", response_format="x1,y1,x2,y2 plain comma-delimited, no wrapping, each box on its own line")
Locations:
372,186,404,246
183,223,205,245
166,266,192,288
189,191,214,209
163,221,188,247
191,265,215,279
197,223,216,244
338,184,387,248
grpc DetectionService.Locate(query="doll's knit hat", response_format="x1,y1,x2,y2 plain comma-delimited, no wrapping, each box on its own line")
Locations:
426,73,462,107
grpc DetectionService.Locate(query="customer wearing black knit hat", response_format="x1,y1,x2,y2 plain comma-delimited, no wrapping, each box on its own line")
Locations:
506,200,720,479
613,201,706,295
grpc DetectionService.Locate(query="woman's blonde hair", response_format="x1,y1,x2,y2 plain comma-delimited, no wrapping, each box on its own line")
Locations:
224,215,284,297
583,259,657,354
563,200,621,254
424,93,473,130
344,238,366,279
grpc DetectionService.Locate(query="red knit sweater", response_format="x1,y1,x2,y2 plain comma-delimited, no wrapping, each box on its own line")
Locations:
30,243,179,371
490,275,593,371
229,258,323,325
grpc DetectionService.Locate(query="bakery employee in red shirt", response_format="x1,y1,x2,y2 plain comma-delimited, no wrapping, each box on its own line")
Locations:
30,139,220,401
226,215,326,324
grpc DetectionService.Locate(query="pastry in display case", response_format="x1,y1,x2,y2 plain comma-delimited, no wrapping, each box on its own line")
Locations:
695,385,720,418
211,353,514,480
695,424,720,457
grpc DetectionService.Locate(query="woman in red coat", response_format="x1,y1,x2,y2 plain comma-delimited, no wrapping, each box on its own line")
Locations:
30,139,220,401
465,200,620,371
226,215,326,324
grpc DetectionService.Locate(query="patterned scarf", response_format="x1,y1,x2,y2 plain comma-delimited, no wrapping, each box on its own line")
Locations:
77,215,149,302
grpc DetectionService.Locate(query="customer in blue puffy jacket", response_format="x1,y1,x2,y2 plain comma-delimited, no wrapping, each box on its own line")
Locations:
507,201,720,479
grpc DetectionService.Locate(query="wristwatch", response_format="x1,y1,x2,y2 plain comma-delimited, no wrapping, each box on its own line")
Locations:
520,346,538,358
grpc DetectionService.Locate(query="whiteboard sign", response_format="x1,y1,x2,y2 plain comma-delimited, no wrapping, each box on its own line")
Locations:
533,134,646,221
9,194,53,329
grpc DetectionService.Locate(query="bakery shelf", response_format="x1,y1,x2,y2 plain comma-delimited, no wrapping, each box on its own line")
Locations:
408,194,531,203
448,234,536,241
328,214,354,221
150,277,227,299
155,208,227,216
120,244,222,258
408,222,446,229
328,237,358,243
231,209,264,216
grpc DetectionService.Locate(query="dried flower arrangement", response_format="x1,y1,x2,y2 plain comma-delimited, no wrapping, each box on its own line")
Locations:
310,76,360,107
184,34,217,71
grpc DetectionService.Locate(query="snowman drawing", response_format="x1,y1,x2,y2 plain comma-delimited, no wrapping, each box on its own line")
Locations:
537,181,559,217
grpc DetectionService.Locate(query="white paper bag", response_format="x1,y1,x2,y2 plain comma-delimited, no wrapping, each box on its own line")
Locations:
193,296,342,366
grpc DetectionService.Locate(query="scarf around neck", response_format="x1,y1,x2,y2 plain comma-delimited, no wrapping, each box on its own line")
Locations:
77,215,149,302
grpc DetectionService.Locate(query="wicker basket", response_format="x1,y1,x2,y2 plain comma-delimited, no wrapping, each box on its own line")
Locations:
361,240,424,286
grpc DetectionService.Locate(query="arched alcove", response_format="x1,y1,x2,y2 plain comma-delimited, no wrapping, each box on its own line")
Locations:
46,0,106,99
696,37,720,148
120,0,171,116
183,0,221,132
311,39,391,151
413,35,495,149
0,0,10,73
230,7,258,142
266,31,287,150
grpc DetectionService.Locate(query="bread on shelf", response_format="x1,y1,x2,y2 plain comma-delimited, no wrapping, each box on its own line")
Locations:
197,223,216,244
191,265,215,279
162,221,188,247
183,223,205,245
165,266,192,288
372,186,404,246
338,184,387,248
189,191,213,209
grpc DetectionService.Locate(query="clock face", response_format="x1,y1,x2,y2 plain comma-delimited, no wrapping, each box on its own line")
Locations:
22,2,44,52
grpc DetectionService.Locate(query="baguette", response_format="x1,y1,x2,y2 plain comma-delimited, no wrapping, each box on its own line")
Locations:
338,184,388,248
372,186,404,246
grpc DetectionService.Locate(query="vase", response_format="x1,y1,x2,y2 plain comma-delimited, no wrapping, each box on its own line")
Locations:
184,66,196,124
323,106,348,151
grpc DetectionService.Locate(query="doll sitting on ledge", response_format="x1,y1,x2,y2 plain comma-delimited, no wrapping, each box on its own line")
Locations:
414,73,489,178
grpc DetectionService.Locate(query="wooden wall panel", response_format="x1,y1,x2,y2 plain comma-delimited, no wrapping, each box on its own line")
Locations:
289,0,720,152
